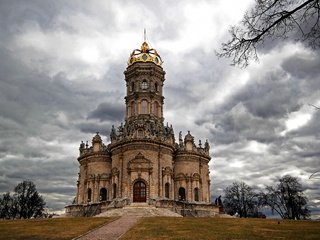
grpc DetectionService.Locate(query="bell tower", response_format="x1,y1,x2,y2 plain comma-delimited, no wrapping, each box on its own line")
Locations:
109,41,174,143
124,41,165,122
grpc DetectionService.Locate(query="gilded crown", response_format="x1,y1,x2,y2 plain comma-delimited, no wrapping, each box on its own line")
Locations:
128,41,163,66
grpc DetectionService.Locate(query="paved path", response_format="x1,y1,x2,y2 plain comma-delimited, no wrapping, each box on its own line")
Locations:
74,216,141,240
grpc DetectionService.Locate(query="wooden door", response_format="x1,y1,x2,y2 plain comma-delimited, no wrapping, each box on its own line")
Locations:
133,181,146,202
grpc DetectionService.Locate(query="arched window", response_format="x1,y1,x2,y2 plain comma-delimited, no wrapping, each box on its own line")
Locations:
138,129,144,138
113,183,117,199
131,82,135,92
130,102,135,116
141,100,148,114
141,80,148,90
153,102,159,116
178,187,186,201
194,188,199,202
165,183,170,198
87,188,92,202
155,82,158,92
100,188,107,201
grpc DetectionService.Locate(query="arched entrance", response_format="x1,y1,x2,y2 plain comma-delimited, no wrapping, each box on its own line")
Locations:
100,188,107,201
133,181,146,202
178,187,186,201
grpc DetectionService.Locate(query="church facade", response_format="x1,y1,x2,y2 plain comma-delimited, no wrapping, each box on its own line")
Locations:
66,41,217,216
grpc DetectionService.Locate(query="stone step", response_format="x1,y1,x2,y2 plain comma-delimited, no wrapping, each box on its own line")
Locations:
95,206,182,218
125,202,153,208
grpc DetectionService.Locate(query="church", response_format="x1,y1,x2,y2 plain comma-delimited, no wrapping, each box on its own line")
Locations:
66,40,220,217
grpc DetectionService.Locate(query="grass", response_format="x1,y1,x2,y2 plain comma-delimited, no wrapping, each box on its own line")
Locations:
0,217,116,240
1,217,319,240
121,217,320,240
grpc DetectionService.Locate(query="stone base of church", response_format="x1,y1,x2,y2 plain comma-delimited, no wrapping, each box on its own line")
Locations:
154,199,222,217
65,198,223,217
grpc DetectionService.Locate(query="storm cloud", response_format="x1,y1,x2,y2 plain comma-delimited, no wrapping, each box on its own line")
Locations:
0,0,319,218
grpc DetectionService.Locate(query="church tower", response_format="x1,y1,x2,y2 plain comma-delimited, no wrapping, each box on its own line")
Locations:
125,41,164,122
109,41,175,202
67,39,217,217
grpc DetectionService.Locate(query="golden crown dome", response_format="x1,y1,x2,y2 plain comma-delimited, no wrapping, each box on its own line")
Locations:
128,41,163,66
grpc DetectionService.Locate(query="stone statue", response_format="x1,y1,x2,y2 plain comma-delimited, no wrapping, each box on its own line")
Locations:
205,139,210,151
80,141,85,149
110,125,117,140
178,131,184,147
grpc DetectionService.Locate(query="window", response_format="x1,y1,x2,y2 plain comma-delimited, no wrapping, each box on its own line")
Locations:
138,129,144,138
165,183,170,198
153,102,159,116
87,188,92,202
113,183,117,199
131,82,135,92
131,102,135,116
141,100,148,114
194,188,199,202
155,82,158,92
141,80,148,90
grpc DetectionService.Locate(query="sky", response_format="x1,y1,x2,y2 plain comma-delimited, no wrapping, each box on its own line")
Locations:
0,0,319,218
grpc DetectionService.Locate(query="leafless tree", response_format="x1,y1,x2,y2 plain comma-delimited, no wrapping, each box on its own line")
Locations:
223,181,259,217
261,175,310,219
217,0,320,67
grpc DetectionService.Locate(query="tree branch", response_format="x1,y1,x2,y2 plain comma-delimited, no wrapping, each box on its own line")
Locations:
217,0,320,67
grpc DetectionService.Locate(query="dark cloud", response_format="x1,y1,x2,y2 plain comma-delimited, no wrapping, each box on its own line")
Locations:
77,121,112,136
88,102,124,122
0,158,78,210
0,0,319,218
281,52,320,93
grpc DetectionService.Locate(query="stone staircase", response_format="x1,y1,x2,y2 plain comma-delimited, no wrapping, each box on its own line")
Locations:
95,203,182,218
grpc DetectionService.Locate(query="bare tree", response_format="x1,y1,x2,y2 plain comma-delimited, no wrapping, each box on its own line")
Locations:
261,175,310,219
217,0,320,67
223,181,259,217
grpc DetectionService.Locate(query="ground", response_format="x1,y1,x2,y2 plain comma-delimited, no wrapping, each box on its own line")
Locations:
0,217,319,240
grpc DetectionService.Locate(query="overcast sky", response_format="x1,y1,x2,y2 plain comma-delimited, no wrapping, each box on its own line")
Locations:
0,0,319,218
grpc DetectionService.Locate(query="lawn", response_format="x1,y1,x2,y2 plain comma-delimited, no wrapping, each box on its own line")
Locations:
0,217,319,240
0,217,115,240
121,217,320,240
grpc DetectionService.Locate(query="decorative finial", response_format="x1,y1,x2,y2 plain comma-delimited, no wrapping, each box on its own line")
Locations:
144,28,146,42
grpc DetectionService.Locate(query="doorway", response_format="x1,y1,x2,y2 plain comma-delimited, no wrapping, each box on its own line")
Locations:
133,181,147,202
100,188,107,201
178,187,186,201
